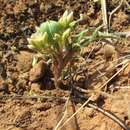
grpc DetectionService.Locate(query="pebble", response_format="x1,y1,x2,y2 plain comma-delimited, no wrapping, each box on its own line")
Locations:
17,51,33,72
103,44,116,59
29,60,48,82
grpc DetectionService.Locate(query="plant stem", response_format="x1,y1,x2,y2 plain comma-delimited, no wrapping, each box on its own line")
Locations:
52,51,75,88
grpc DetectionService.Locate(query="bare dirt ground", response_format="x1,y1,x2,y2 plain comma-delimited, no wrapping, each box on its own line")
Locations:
0,0,130,130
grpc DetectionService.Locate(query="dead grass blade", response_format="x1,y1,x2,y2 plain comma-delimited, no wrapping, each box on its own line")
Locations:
54,96,70,130
99,61,129,90
109,0,124,29
101,0,108,32
88,103,129,130
57,95,94,130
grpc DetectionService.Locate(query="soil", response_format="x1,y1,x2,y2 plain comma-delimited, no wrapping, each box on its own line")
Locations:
0,0,130,130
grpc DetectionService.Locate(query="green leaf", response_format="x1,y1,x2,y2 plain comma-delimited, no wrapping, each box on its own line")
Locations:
62,28,71,47
38,20,63,43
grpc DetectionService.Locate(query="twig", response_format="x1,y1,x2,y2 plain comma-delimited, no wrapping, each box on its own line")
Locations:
86,45,95,60
101,0,108,32
56,92,129,130
72,86,129,130
109,0,124,30
99,61,129,90
74,86,124,100
114,32,130,38
4,91,128,130
124,0,130,9
54,96,70,130
89,54,130,70
0,94,67,101
57,95,94,130
88,103,129,130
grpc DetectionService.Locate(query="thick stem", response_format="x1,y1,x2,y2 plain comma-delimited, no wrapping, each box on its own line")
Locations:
53,63,63,88
52,51,75,88
52,54,64,88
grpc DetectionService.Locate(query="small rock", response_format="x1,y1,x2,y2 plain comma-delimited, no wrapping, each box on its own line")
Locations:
17,51,33,72
103,44,116,59
29,60,48,82
97,44,117,60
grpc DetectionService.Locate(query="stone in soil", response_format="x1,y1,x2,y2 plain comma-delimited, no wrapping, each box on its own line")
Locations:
97,44,117,60
17,51,33,72
103,44,116,59
29,60,48,82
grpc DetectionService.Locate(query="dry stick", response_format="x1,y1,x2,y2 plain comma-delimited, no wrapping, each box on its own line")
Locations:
96,59,130,80
57,95,94,130
87,103,129,130
108,0,124,29
0,94,67,101
85,43,95,61
72,87,129,130
114,59,130,68
90,54,130,70
75,86,124,100
124,0,130,9
56,93,129,130
101,0,108,32
1,85,128,129
4,92,128,129
54,96,70,130
114,32,130,38
99,61,129,90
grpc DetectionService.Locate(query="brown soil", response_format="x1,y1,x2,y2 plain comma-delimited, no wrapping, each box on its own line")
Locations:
0,0,130,130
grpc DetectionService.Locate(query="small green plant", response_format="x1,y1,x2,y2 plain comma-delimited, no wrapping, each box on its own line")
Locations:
28,10,118,88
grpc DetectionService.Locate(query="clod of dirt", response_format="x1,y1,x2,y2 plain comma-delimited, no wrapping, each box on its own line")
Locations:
29,60,48,82
31,83,42,92
103,44,117,60
17,51,33,72
112,10,130,31
98,44,117,60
